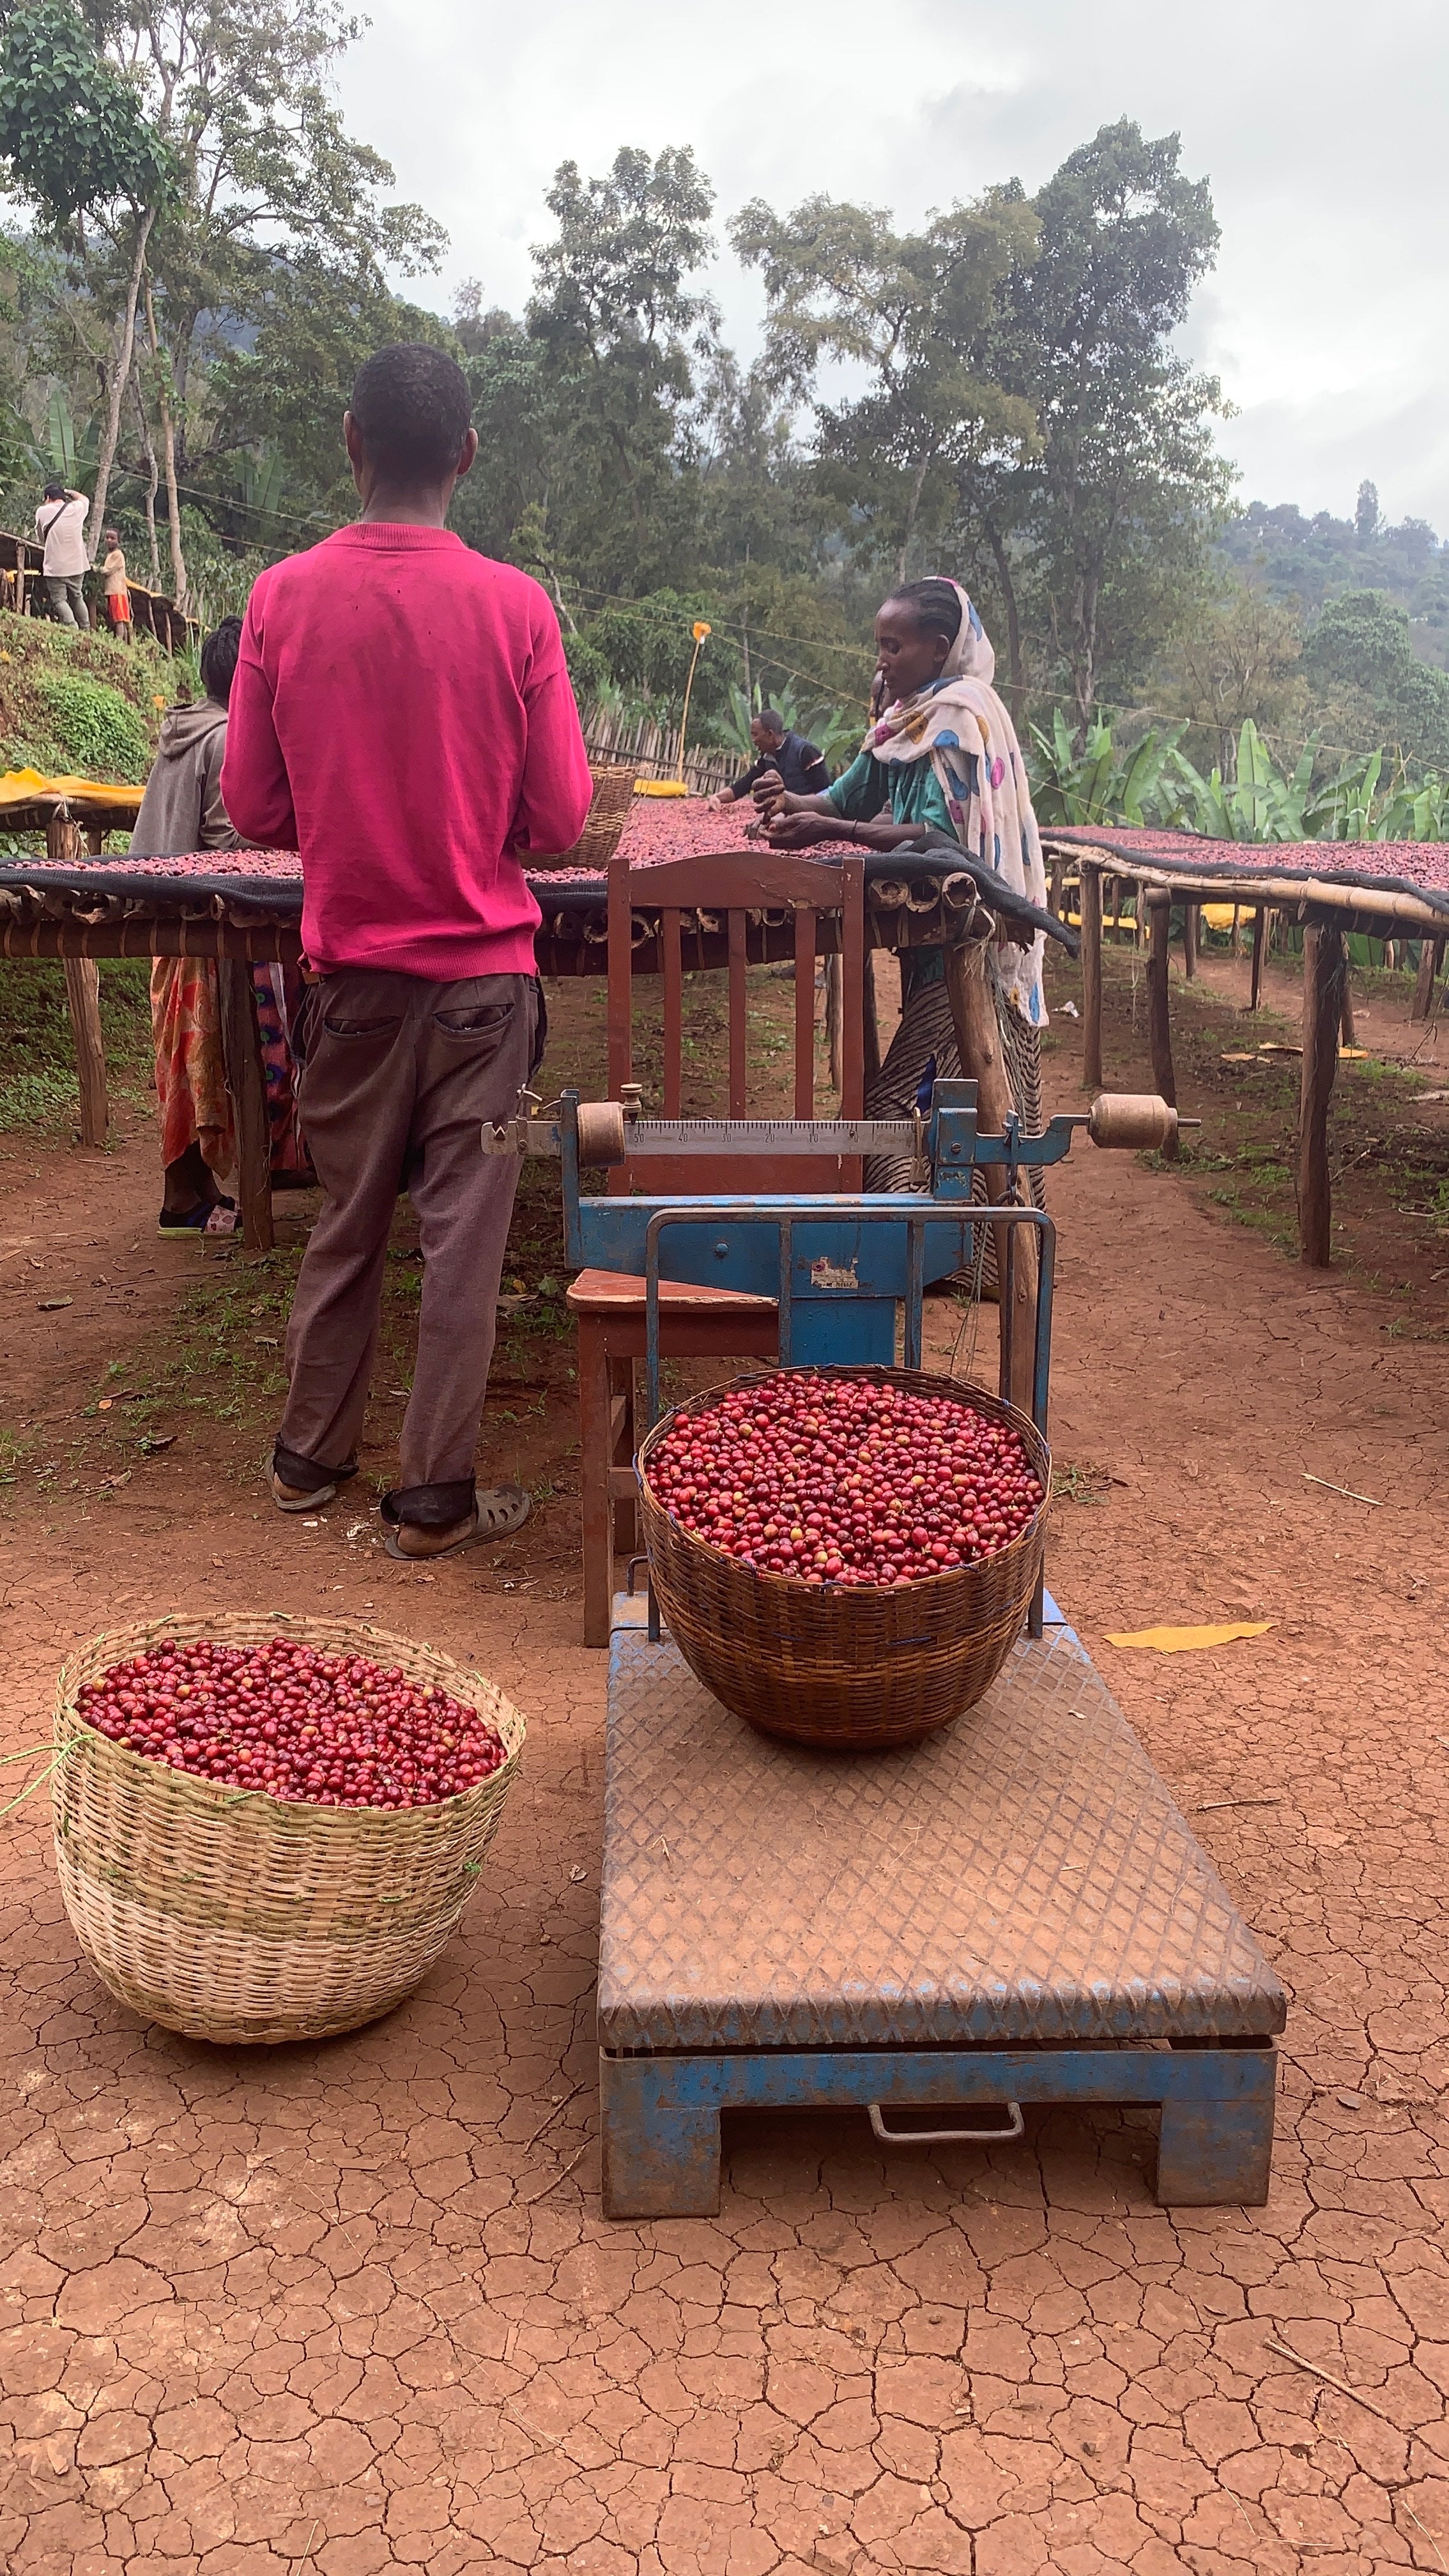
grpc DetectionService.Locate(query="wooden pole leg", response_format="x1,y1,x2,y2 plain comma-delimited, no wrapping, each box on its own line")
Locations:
825,951,842,1097
1298,923,1344,1268
1146,894,1178,1161
1182,900,1198,980
62,956,108,1147
1411,935,1445,1022
1248,907,1268,1011
944,933,1038,1416
1080,864,1103,1092
862,949,882,1092
574,1317,613,1650
217,960,273,1251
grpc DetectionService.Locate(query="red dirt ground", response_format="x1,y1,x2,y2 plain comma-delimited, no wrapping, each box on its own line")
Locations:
1,957,1447,2575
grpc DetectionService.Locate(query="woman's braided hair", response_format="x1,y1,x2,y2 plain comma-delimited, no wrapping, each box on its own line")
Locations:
884,578,963,647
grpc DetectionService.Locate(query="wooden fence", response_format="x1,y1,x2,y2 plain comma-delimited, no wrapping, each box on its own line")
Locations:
579,703,740,797
0,529,198,654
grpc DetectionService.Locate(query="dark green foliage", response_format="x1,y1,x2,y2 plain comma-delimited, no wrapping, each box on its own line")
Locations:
1301,590,1449,767
733,185,1039,589
979,121,1234,724
1220,500,1449,664
0,0,176,220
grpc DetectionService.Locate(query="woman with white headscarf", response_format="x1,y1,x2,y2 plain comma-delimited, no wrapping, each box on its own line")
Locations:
759,576,1049,1191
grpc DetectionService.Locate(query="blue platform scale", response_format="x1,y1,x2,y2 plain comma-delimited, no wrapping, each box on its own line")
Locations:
491,1082,1284,2214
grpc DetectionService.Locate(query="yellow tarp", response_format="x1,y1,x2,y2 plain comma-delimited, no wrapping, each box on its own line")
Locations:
0,765,144,812
1105,1621,1275,1653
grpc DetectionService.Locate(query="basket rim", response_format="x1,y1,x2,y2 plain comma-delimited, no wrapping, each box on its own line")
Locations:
636,1362,1050,1601
54,1610,526,1830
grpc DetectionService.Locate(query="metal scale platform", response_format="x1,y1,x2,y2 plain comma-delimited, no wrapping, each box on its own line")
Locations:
493,1082,1286,2212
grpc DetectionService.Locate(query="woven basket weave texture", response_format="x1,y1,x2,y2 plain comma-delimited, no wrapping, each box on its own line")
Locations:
51,1612,526,2044
637,1366,1050,1751
533,763,635,872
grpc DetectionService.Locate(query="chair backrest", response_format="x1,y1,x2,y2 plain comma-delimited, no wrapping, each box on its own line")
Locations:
605,847,866,1195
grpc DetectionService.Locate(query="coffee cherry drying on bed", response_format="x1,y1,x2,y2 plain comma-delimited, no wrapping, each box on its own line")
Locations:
643,1373,1045,1587
75,1637,508,1809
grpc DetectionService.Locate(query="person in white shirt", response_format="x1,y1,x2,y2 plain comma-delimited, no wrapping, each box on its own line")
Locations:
35,481,91,629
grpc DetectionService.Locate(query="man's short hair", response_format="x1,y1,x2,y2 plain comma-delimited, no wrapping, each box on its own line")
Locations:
200,615,245,707
349,343,472,482
43,480,65,500
756,707,786,735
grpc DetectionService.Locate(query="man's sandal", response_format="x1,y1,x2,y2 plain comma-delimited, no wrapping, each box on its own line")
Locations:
270,1471,341,1513
268,1452,357,1514
381,1483,531,1561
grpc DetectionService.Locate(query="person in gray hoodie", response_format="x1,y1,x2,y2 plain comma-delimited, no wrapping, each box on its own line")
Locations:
131,618,250,1231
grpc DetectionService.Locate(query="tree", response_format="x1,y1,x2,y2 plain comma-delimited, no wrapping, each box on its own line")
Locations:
1355,478,1381,542
1154,580,1307,774
519,145,719,592
0,0,177,549
128,0,443,601
732,188,1038,592
980,121,1234,732
1301,588,1449,767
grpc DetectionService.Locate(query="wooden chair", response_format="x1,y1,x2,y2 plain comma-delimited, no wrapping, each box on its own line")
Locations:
568,847,866,1644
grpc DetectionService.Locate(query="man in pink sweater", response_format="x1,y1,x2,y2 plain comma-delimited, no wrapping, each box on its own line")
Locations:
222,342,592,1559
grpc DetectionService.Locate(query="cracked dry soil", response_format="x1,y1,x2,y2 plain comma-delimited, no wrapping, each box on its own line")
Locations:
1,964,1448,2575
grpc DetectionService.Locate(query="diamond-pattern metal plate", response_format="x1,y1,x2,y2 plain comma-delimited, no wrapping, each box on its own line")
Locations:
599,1623,1285,2053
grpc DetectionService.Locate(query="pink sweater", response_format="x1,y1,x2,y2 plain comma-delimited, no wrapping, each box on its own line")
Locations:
221,523,593,980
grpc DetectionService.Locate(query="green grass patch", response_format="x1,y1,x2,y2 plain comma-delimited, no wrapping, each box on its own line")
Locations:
33,669,153,779
0,958,154,1133
0,606,179,780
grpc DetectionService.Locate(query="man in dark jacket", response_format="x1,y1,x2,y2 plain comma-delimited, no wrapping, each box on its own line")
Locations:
716,707,830,806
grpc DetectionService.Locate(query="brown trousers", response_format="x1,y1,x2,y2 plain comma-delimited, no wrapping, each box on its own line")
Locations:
277,969,537,1521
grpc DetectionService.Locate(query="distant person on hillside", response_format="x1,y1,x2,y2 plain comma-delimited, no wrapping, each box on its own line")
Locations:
222,340,592,1559
101,528,132,642
714,705,830,808
132,617,308,1235
35,480,90,629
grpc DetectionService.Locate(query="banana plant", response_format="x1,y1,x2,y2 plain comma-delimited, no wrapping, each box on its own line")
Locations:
1027,710,1183,825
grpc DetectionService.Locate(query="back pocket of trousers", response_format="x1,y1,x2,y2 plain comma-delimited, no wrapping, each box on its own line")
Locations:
322,1013,404,1040
433,1002,512,1038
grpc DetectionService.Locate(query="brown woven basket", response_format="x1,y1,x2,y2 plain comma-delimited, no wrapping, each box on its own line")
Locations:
636,1366,1050,1751
531,763,636,873
50,1611,526,2045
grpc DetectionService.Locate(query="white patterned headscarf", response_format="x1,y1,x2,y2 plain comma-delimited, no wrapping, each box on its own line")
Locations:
866,578,1048,1028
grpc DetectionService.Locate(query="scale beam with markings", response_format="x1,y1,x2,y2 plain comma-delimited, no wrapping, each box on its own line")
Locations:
487,1078,1283,2216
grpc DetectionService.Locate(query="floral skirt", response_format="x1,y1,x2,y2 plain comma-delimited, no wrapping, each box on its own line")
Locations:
150,960,308,1176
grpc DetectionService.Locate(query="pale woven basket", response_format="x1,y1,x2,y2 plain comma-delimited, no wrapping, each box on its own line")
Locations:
51,1611,526,2046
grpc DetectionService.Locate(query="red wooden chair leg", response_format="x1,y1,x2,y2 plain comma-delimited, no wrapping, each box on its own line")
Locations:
577,1315,613,1649
613,1354,637,1557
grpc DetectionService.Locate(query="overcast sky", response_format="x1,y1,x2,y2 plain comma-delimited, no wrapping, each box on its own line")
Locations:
336,0,1449,532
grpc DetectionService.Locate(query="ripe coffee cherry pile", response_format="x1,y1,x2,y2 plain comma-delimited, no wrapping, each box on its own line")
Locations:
645,1374,1044,1586
76,1636,508,1809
